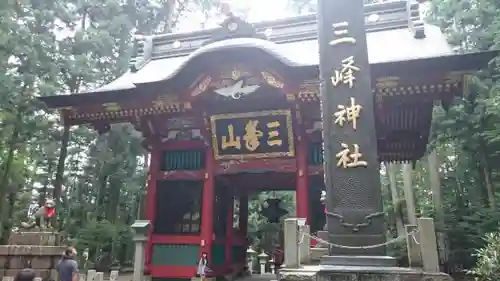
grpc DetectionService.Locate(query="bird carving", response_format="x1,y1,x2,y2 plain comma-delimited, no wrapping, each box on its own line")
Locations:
214,80,260,99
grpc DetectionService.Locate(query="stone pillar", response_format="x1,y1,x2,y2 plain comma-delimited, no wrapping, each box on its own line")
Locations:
133,239,146,281
428,150,447,262
405,224,421,268
109,270,119,281
283,218,299,268
246,247,256,274
317,0,389,262
94,272,104,281
86,270,96,281
403,163,417,225
418,218,440,273
78,273,86,281
298,224,310,264
258,252,268,274
131,220,151,281
387,162,405,237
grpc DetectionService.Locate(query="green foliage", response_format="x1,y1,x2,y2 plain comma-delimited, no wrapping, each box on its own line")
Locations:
74,220,119,256
0,0,225,267
468,232,500,281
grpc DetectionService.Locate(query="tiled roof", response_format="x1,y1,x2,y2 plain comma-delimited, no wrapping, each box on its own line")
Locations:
89,0,452,94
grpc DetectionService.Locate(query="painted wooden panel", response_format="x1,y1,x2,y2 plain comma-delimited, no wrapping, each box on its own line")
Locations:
211,244,225,265
308,142,323,166
151,244,200,266
161,150,205,171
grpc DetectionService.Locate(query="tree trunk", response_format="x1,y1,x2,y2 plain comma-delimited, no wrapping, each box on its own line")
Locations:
106,176,121,223
0,120,21,241
427,150,448,263
478,147,495,210
402,163,417,225
137,152,150,220
387,162,405,237
53,123,70,201
39,161,53,206
428,150,444,227
0,190,18,244
95,174,109,220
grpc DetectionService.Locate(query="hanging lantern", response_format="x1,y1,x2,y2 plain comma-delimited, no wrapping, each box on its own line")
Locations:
260,198,288,223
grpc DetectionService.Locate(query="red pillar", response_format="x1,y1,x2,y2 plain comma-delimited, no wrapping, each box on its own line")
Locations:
239,194,249,263
200,147,215,258
296,134,309,223
225,191,234,268
239,194,248,235
145,148,160,272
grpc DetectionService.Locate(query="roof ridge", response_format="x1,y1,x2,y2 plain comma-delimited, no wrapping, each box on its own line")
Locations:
130,0,425,72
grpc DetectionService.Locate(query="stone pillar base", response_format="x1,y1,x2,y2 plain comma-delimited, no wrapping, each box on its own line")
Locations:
320,255,397,267
190,277,215,281
279,266,453,281
314,231,329,248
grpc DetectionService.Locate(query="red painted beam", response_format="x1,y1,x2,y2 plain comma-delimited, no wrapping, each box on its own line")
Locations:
150,266,196,278
158,140,205,150
151,235,201,244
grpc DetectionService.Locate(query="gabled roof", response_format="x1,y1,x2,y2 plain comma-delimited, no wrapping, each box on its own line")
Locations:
89,0,453,94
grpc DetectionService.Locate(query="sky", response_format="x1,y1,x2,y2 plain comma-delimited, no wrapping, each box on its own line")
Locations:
175,0,428,33
224,0,296,22
176,0,299,32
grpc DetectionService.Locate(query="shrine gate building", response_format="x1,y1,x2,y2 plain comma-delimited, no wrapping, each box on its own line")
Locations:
40,1,494,280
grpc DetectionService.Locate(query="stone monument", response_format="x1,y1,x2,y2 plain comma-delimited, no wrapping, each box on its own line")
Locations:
317,0,391,263
0,229,65,279
279,0,455,280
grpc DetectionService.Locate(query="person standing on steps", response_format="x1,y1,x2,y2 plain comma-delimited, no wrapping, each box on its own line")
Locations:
57,247,79,281
197,252,209,281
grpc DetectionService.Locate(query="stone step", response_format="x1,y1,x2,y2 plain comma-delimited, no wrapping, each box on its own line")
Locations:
236,273,276,281
0,269,57,279
281,266,453,281
0,255,57,269
9,232,61,246
0,246,66,256
310,248,328,262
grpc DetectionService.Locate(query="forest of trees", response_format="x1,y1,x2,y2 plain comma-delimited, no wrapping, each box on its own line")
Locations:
0,0,500,279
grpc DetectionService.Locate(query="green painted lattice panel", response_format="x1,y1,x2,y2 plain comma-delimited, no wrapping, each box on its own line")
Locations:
211,244,225,265
308,142,324,166
151,244,200,266
162,150,205,171
231,245,246,263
